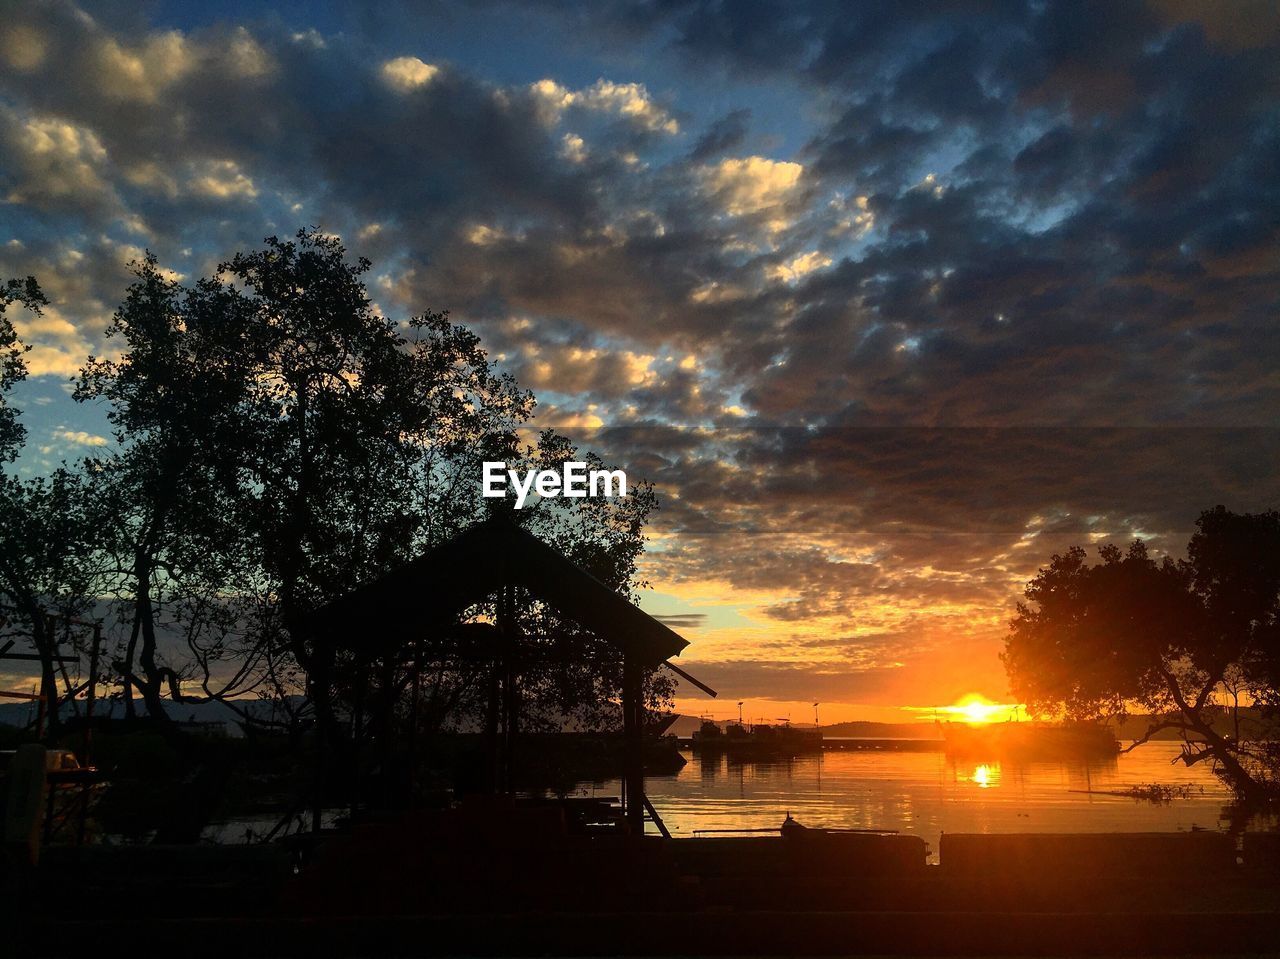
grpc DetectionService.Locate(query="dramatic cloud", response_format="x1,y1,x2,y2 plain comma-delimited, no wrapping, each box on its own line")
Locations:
2,0,1277,717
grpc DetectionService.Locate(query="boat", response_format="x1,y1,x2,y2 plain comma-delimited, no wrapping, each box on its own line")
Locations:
689,719,823,755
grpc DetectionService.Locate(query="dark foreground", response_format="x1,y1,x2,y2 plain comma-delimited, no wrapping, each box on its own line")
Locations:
6,810,1280,957
11,911,1280,958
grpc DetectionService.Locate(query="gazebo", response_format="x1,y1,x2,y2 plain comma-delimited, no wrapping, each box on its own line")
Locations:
306,514,714,834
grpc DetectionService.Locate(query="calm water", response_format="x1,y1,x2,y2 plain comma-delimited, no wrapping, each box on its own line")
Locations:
581,742,1275,861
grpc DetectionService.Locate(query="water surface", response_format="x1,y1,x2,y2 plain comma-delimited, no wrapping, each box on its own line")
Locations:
581,742,1273,860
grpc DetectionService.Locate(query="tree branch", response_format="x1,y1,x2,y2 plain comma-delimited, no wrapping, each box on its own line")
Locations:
1121,718,1189,753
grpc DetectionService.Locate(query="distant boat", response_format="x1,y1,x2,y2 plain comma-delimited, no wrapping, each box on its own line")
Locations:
942,721,1119,759
690,719,823,755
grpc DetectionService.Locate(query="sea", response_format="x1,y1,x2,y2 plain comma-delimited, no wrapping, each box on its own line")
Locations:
199,740,1277,852
576,741,1277,862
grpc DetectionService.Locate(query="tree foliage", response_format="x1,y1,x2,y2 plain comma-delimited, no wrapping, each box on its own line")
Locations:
1004,508,1280,803
0,278,98,735
58,230,665,751
0,276,45,461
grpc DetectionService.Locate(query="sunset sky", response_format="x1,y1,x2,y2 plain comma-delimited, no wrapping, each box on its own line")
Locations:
3,2,1279,723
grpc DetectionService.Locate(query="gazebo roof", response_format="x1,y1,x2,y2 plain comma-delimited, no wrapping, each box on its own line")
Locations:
306,515,689,665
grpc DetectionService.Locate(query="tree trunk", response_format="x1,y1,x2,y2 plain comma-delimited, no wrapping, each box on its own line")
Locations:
1159,666,1271,805
0,558,60,736
35,608,58,737
121,610,141,719
132,551,170,724
1180,707,1270,804
306,646,342,832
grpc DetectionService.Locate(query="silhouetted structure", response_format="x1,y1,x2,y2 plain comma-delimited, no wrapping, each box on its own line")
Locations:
307,514,709,833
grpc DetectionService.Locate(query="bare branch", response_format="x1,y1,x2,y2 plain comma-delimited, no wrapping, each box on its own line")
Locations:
1120,718,1188,753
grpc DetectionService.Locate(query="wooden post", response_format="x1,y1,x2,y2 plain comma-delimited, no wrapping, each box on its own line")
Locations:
81,624,101,767
4,745,47,866
499,584,518,794
622,654,644,835
78,623,102,846
41,617,57,737
309,672,321,834
376,654,396,805
350,656,368,822
43,778,56,845
309,658,330,834
408,646,421,798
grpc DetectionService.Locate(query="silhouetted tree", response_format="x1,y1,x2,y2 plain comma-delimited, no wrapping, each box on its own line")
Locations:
1187,507,1280,710
1003,508,1280,804
0,279,97,734
0,277,44,461
75,231,666,756
0,469,98,733
76,258,248,722
196,232,540,748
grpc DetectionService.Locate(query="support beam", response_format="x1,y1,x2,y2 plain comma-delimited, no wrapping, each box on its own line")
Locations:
661,660,717,698
641,791,671,839
622,654,644,835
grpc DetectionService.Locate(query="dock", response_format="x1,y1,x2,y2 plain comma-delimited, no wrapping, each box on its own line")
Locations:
675,736,945,752
822,737,945,751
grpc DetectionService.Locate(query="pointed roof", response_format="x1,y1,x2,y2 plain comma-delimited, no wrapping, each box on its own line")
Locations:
306,515,689,665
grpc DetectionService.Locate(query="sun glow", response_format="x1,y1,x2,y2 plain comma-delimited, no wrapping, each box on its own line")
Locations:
967,763,999,788
939,694,1018,725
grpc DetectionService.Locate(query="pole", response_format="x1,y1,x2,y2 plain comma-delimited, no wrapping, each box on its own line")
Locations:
78,623,102,846
350,656,367,822
309,657,329,834
408,646,421,798
622,654,644,835
41,616,57,737
499,584,518,794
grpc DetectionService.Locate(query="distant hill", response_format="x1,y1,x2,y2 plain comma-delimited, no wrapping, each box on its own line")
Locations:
679,710,1277,742
668,715,942,739
820,720,942,739
1110,707,1278,742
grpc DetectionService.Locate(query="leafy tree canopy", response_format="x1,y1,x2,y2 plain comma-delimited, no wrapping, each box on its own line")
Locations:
1004,507,1280,803
66,230,662,740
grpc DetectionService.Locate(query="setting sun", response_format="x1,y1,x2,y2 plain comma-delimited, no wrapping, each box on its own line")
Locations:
942,695,1018,725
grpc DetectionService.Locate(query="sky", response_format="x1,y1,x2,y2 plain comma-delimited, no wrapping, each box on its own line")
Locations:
2,1,1279,723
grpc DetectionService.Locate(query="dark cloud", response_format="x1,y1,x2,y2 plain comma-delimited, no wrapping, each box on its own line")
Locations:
652,613,707,629
688,108,751,162
572,425,1280,687
3,0,1278,710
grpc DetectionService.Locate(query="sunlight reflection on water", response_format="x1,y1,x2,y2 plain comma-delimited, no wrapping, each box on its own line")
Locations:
579,742,1275,862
